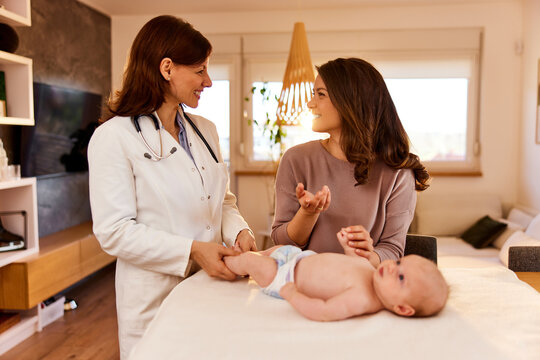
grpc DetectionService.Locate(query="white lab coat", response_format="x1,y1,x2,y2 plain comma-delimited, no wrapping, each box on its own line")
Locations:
87,112,249,359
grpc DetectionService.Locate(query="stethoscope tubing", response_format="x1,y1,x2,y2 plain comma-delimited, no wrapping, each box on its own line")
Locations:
132,107,218,163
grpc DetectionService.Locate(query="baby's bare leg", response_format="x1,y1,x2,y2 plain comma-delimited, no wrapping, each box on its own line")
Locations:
259,245,284,256
224,252,277,287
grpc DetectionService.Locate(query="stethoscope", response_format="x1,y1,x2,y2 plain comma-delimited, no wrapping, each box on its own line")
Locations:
132,106,218,163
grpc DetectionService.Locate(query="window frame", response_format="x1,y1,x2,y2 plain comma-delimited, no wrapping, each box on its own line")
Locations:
208,29,483,176
368,51,482,175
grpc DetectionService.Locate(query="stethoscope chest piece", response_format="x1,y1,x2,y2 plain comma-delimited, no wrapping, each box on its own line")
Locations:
133,113,177,161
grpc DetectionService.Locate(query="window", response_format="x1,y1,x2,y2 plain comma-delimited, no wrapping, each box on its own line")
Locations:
373,55,480,173
214,28,482,174
186,60,236,165
250,81,326,162
186,80,230,163
246,54,479,174
386,78,468,162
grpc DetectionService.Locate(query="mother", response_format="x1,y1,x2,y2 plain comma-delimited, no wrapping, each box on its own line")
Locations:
271,57,429,267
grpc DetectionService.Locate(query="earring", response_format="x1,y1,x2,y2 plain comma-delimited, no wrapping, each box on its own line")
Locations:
167,76,171,81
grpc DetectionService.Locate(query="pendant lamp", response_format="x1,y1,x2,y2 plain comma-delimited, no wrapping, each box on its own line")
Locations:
276,22,315,126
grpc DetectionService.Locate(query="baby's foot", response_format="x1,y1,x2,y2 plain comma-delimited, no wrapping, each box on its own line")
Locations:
224,255,248,276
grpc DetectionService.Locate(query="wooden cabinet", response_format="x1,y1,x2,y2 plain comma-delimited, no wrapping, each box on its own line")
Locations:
0,222,115,310
0,221,115,354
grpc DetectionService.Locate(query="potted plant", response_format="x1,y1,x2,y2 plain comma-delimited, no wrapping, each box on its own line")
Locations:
245,82,287,163
245,82,287,234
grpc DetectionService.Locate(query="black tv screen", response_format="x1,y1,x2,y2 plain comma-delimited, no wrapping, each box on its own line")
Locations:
20,83,102,177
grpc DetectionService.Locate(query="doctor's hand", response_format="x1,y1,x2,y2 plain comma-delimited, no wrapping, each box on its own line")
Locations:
234,229,257,252
190,241,239,280
296,183,331,215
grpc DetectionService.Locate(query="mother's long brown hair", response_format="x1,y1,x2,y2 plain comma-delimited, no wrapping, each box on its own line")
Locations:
103,15,212,121
316,58,429,191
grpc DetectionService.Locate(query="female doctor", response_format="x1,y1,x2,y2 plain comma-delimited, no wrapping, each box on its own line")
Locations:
87,16,256,359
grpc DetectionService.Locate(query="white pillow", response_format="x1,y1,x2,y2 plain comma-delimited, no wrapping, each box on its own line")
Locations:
492,218,524,249
507,208,535,229
525,213,540,240
499,230,540,267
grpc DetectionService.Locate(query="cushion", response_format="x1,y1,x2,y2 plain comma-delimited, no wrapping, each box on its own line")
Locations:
461,216,507,249
499,230,540,266
492,218,524,249
525,213,540,240
507,208,535,229
415,193,502,236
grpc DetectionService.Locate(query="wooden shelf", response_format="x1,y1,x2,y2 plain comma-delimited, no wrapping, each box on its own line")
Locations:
0,222,115,310
0,0,31,27
0,178,39,268
0,51,34,126
0,312,38,355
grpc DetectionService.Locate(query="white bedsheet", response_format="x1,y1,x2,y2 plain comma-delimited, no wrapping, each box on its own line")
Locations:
130,266,540,360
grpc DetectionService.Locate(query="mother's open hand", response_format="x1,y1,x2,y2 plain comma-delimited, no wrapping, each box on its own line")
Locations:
339,225,381,268
190,241,240,280
295,183,331,215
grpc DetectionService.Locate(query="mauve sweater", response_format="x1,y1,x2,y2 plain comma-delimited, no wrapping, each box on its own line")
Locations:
271,140,416,261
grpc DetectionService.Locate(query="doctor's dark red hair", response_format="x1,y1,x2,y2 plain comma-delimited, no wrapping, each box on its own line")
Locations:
103,15,212,121
316,58,430,191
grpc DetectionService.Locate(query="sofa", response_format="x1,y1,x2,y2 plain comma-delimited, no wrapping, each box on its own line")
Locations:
409,192,540,272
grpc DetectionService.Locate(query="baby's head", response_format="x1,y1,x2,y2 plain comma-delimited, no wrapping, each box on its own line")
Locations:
372,255,448,317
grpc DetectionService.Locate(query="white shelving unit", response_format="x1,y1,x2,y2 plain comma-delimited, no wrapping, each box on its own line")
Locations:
0,309,39,355
0,177,39,268
0,1,37,354
0,0,31,27
0,0,33,126
0,179,39,354
0,51,33,126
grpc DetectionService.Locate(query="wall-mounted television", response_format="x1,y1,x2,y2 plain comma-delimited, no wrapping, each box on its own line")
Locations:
20,83,102,177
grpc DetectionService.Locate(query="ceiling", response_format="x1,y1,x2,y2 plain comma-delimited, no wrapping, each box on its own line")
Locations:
77,0,498,16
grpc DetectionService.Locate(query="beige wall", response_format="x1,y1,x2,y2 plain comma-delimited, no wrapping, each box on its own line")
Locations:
110,1,527,248
519,0,540,211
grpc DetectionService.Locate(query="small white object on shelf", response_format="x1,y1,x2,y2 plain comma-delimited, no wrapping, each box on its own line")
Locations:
0,138,8,180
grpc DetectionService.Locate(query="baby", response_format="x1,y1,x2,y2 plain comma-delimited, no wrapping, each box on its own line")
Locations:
224,233,448,321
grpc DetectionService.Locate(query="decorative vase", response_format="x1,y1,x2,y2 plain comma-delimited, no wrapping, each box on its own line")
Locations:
0,23,19,53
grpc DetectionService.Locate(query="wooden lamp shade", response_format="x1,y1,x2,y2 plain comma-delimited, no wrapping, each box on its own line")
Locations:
276,22,315,126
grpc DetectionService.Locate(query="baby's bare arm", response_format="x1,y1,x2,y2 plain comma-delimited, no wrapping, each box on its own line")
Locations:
337,230,357,257
280,283,378,321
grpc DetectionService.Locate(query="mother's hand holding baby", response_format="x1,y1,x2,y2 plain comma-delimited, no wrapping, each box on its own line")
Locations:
338,227,379,267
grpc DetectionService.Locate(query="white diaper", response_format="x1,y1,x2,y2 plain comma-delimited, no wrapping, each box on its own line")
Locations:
262,245,316,299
